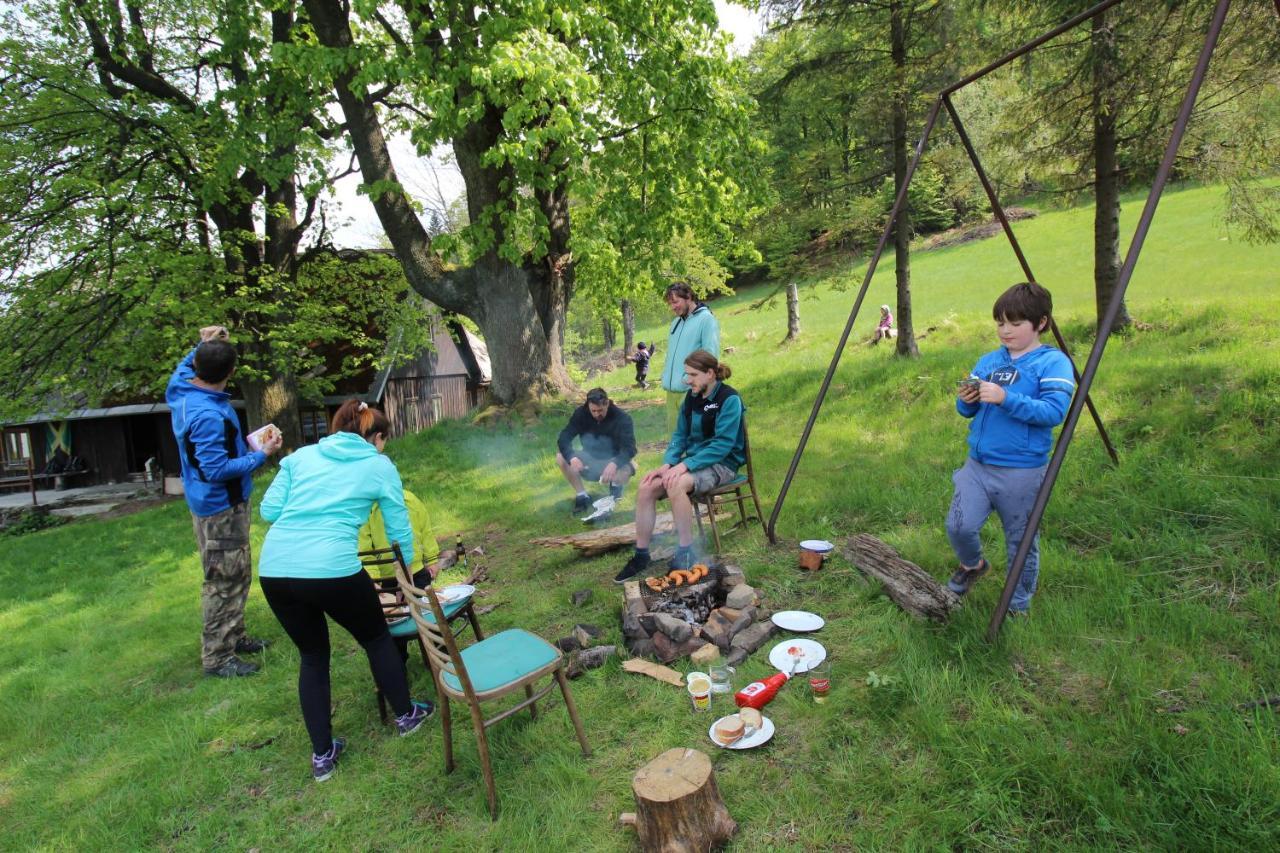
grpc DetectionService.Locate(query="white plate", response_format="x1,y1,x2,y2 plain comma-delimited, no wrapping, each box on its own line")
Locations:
708,714,775,750
434,584,475,604
799,539,835,553
768,638,827,674
771,610,826,632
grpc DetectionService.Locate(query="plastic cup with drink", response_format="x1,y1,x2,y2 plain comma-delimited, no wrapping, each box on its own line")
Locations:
808,660,831,703
686,672,712,712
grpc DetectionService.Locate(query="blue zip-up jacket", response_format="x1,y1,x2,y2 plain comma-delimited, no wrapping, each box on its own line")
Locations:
957,345,1076,468
664,382,746,473
166,348,266,516
661,304,720,392
258,431,414,579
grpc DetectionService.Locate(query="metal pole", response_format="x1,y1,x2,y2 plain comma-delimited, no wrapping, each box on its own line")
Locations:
987,0,1233,642
942,0,1129,96
941,96,1120,466
28,457,37,507
765,97,946,544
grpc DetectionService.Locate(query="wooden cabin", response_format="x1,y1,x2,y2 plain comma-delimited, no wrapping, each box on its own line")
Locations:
1,320,490,490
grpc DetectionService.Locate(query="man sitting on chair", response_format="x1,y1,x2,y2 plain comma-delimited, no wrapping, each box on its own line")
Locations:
614,350,745,583
556,387,637,515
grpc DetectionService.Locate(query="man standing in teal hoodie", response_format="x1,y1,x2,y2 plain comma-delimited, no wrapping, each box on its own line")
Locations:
661,282,720,433
167,326,282,677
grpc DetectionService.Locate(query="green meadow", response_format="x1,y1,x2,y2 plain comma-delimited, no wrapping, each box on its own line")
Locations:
1,183,1277,850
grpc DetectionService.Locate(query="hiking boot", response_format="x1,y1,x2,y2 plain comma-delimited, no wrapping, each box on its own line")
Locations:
946,558,990,597
234,636,271,655
572,494,591,513
203,657,260,678
396,700,435,737
312,738,345,783
614,552,650,584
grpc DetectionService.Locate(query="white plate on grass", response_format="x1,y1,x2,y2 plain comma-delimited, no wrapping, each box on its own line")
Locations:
768,638,826,674
434,584,475,604
771,610,825,632
708,714,775,749
799,539,835,553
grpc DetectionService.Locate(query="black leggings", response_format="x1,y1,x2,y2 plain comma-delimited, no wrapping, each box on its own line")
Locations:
260,571,412,755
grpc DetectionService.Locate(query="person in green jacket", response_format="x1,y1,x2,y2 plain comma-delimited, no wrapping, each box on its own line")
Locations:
616,350,745,583
258,399,434,782
661,282,720,433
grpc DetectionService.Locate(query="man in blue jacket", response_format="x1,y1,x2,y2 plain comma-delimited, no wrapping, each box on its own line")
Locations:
661,282,720,433
168,326,282,677
616,350,744,583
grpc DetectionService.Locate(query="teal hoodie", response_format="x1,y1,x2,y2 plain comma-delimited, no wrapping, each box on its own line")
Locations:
258,432,414,579
661,304,720,392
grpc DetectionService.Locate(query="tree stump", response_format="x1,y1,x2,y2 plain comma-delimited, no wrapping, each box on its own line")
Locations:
841,533,960,621
631,748,737,852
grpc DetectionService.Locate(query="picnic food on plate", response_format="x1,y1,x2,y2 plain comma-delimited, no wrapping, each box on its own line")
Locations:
738,707,762,731
714,715,745,744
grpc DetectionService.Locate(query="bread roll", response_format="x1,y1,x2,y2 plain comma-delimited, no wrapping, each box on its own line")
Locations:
714,716,745,744
739,707,763,730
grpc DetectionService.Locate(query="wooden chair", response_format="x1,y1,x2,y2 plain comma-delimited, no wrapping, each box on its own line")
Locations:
692,420,767,553
359,545,484,724
392,544,591,819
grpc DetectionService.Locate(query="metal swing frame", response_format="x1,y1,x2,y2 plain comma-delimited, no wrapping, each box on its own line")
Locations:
765,0,1273,639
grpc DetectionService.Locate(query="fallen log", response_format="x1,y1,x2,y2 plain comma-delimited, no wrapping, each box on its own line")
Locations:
532,510,731,557
841,533,960,621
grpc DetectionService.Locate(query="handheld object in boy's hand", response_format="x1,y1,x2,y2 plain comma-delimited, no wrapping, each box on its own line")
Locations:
247,423,280,452
957,377,981,391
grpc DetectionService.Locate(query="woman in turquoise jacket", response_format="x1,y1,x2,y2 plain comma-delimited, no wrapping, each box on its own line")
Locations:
258,399,433,782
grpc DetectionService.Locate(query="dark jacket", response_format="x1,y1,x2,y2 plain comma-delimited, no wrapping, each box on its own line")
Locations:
556,403,636,467
166,348,266,516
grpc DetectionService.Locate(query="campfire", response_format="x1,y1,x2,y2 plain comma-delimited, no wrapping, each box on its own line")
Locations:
621,563,777,666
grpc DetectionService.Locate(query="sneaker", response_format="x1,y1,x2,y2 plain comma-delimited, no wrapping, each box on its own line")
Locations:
946,558,990,596
312,738,345,782
396,700,435,737
203,656,260,678
614,552,650,584
234,636,271,655
572,494,591,513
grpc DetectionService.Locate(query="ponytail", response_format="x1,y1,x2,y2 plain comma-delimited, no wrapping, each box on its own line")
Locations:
331,398,391,440
684,349,731,381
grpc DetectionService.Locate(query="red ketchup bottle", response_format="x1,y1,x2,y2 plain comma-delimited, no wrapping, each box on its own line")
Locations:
734,671,790,710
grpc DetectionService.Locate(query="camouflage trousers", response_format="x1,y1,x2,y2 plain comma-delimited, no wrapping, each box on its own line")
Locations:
192,503,252,670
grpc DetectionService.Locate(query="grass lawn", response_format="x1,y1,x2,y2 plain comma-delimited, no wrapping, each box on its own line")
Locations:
2,183,1278,850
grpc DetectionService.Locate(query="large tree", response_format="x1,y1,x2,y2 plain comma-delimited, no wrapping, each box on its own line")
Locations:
0,0,347,443
298,0,754,405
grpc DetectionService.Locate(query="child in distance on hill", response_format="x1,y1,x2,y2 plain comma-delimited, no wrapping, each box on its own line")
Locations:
628,342,652,389
944,282,1076,616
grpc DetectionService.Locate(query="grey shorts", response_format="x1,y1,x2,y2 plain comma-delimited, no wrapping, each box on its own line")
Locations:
690,463,739,496
574,454,634,482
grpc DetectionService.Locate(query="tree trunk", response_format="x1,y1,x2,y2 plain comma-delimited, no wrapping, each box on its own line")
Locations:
890,0,920,358
603,316,616,350
240,371,302,456
784,281,800,342
630,748,737,853
304,0,576,407
1091,8,1132,334
621,299,636,355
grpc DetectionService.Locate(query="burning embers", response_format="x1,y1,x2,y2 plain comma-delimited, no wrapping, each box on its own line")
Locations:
621,563,777,666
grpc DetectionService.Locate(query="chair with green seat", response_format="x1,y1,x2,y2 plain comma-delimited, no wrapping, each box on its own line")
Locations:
692,419,767,553
393,544,591,819
359,545,484,724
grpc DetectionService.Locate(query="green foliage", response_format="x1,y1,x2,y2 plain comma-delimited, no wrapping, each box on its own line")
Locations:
0,510,68,538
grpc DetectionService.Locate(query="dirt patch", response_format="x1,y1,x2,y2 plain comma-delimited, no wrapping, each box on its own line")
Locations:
918,208,1037,252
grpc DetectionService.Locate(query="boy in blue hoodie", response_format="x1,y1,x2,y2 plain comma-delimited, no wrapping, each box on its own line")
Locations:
945,283,1076,615
167,326,281,677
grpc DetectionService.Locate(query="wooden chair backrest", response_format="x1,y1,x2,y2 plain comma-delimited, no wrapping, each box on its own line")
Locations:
358,546,409,621
741,418,756,488
391,542,483,705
